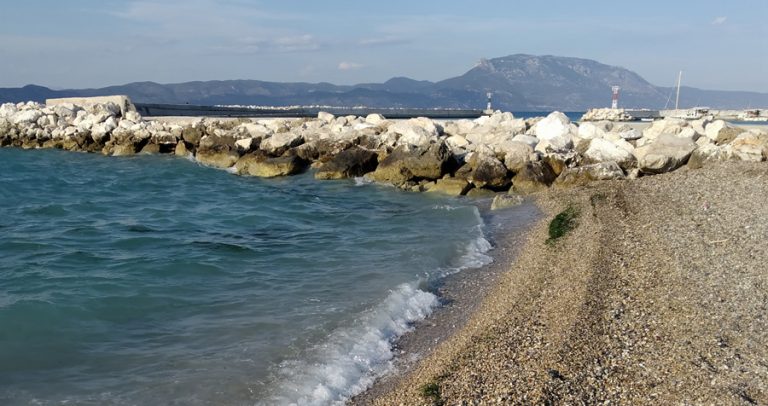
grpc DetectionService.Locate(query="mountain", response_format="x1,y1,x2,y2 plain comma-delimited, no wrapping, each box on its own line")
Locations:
2,54,767,110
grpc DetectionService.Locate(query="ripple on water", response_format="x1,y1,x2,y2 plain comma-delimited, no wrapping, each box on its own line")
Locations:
0,149,500,405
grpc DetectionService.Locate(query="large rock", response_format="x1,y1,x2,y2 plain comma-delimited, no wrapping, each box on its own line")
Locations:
426,177,472,196
315,147,379,180
577,121,611,140
12,109,43,125
235,137,260,154
531,111,577,141
642,118,688,141
196,134,239,168
0,103,19,118
369,141,453,184
466,152,510,190
491,194,524,210
511,161,557,194
730,131,768,161
261,132,304,155
687,144,734,169
317,111,335,124
181,125,205,146
388,118,440,147
582,138,636,170
535,134,574,154
634,133,697,174
499,141,534,173
235,153,307,177
511,134,539,148
705,120,743,145
555,162,626,187
196,151,239,168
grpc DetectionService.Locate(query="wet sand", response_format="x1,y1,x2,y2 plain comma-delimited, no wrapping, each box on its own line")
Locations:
362,161,768,405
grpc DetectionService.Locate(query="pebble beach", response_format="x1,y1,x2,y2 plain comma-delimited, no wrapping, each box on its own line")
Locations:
366,161,768,405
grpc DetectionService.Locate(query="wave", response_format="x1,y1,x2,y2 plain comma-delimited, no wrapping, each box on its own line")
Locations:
264,206,493,405
263,283,438,405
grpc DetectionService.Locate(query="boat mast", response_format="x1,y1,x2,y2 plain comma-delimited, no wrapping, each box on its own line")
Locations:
675,70,683,110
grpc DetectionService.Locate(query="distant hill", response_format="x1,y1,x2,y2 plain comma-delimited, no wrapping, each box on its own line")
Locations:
2,54,767,110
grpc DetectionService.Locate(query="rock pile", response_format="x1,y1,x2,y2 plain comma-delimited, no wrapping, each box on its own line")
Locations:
1,101,766,196
581,108,635,122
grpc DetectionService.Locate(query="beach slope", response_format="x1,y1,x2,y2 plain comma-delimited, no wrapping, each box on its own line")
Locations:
372,161,768,405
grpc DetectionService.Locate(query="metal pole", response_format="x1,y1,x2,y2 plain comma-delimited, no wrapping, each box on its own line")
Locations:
675,71,682,110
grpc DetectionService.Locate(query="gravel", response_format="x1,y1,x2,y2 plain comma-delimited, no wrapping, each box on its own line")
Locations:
366,161,768,405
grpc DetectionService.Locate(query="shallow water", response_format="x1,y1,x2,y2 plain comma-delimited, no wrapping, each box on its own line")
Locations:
0,149,494,405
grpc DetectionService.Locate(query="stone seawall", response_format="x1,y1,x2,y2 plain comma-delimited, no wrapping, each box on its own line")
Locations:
1,99,767,197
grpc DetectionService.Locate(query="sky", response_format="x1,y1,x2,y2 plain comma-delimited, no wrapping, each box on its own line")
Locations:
1,0,766,92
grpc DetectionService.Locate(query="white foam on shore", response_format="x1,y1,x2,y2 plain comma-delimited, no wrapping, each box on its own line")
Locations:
448,205,493,273
352,176,373,186
263,283,438,405
263,205,494,405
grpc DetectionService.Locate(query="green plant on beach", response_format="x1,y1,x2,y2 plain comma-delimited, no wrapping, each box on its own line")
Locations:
419,381,443,405
547,205,579,245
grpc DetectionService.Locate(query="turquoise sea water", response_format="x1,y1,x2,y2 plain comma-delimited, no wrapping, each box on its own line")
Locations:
0,149,497,405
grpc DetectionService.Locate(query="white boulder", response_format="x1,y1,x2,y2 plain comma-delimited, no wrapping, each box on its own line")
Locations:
12,109,43,125
532,112,577,141
584,138,636,169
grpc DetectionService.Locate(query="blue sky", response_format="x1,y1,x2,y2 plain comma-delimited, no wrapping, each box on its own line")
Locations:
1,0,766,91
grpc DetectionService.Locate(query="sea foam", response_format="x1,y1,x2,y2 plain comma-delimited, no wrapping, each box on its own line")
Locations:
264,283,438,405
265,207,493,405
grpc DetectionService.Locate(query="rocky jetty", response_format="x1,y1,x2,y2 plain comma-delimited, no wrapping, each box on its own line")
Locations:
581,108,635,122
1,100,767,197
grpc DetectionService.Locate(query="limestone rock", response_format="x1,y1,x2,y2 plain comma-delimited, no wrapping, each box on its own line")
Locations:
577,121,611,140
491,194,524,210
365,114,386,126
315,147,379,180
235,153,307,177
182,126,205,146
555,162,626,186
642,118,688,141
535,134,574,154
583,138,636,170
688,144,734,169
111,143,137,156
511,134,539,148
426,177,472,196
580,108,633,122
388,118,440,148
369,141,453,184
512,161,557,194
532,112,577,141
635,133,697,174
705,120,742,144
12,110,43,125
196,150,239,168
261,132,304,155
235,137,260,154
499,141,535,173
467,152,510,190
317,111,335,124
175,141,190,157
731,131,768,161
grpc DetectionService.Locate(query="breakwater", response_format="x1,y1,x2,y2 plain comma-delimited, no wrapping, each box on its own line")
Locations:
1,97,767,197
583,107,768,122
134,102,484,119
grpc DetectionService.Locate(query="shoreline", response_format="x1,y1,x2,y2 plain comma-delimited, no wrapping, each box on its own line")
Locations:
368,161,768,404
350,198,540,404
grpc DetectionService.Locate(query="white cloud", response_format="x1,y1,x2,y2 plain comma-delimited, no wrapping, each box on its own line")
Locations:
338,62,364,71
358,36,410,47
712,16,727,25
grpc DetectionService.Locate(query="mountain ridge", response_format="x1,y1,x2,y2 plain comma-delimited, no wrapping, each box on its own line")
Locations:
2,54,767,110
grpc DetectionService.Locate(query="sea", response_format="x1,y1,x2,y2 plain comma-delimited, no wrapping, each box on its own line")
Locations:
0,148,522,405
